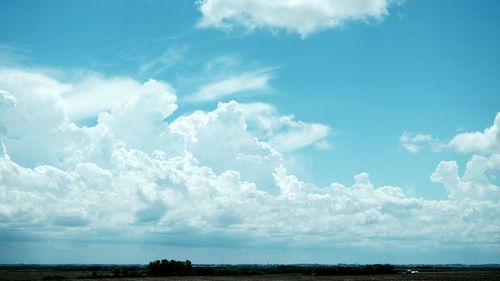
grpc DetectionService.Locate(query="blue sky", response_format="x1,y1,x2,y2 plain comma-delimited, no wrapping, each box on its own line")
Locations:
0,0,499,264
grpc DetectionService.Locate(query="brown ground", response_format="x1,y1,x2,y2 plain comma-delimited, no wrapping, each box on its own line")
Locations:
1,271,500,281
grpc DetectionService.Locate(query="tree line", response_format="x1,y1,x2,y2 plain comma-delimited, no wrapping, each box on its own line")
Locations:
146,259,396,276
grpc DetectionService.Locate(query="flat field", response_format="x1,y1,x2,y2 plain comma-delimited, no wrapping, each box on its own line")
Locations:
1,271,500,281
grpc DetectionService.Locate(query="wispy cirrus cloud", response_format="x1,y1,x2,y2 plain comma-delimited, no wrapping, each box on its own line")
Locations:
184,68,273,102
0,43,30,66
138,44,189,77
400,131,446,154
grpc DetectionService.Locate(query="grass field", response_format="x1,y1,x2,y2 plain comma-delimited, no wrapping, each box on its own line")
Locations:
1,271,500,281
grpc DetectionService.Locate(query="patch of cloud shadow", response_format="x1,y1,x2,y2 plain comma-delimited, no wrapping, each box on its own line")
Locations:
144,228,256,248
485,169,500,187
215,213,241,227
135,201,167,223
52,215,89,227
0,228,46,242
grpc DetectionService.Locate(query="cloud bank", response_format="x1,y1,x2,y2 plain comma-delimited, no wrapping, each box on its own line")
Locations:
197,0,402,38
0,68,499,263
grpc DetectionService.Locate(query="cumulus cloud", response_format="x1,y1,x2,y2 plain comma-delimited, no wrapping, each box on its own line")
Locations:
449,113,500,154
185,69,272,102
401,113,500,155
426,112,500,186
168,101,283,191
0,69,74,167
431,155,500,201
97,79,177,152
63,77,146,121
236,102,331,152
196,0,402,38
167,100,331,189
2,147,499,250
0,67,498,259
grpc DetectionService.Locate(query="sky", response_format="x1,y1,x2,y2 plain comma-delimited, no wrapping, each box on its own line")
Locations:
0,0,499,264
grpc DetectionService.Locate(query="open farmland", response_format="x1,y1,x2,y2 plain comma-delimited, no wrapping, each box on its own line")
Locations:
1,270,500,281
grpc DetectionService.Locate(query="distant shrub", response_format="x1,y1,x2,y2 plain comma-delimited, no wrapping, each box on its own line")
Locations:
315,264,396,276
42,275,67,280
148,259,192,276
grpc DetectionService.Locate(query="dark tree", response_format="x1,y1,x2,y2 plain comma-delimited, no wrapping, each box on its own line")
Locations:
148,259,193,276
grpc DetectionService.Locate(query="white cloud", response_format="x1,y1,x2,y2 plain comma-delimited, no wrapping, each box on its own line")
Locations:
449,113,500,154
0,68,328,190
0,69,178,166
138,44,189,77
168,101,283,191
268,117,330,152
0,90,17,109
97,79,177,152
400,131,446,154
197,0,402,38
0,68,74,167
2,146,499,249
431,155,500,201
0,90,18,134
401,113,500,155
63,77,141,121
167,100,330,190
237,102,331,152
63,76,177,122
0,67,498,258
314,139,333,150
403,114,500,214
185,69,272,102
